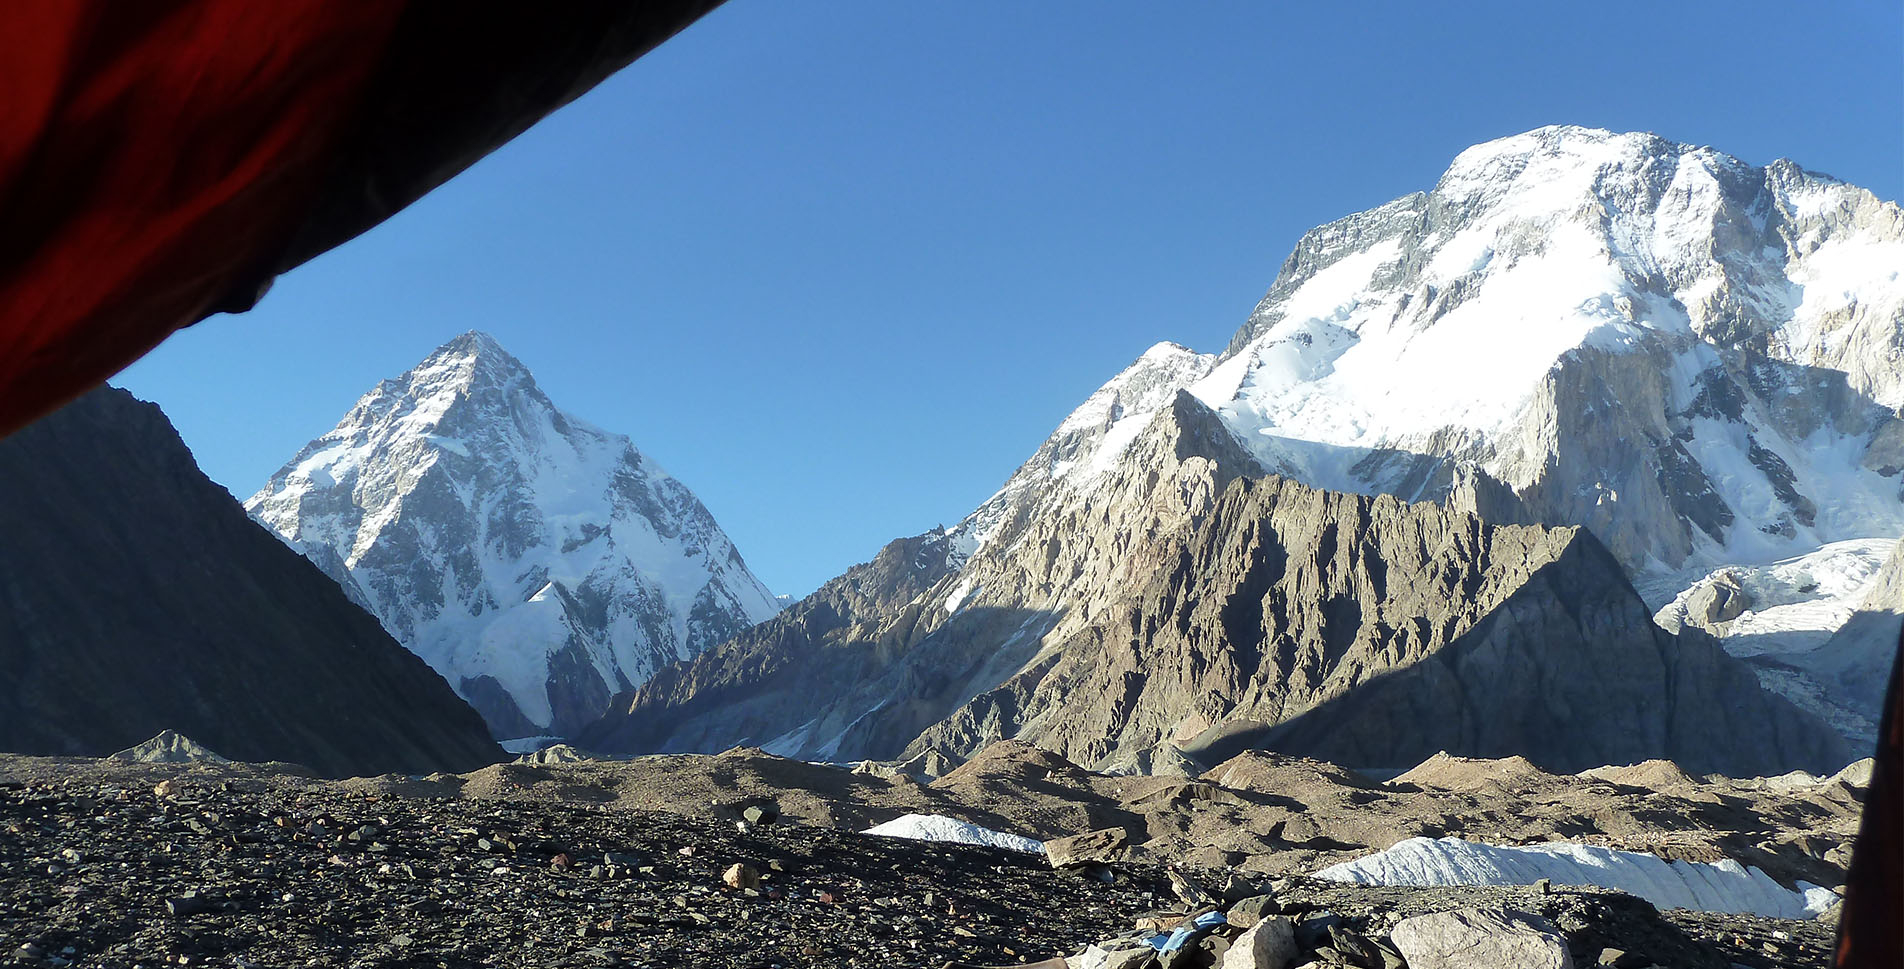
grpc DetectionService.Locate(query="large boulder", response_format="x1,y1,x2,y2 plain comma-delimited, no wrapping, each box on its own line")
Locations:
1389,908,1573,969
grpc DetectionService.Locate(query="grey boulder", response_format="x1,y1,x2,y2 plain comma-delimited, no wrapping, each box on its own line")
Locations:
1389,908,1573,969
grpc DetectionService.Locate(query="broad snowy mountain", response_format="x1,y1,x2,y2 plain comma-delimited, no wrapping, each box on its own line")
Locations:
248,332,781,739
1192,124,1904,574
587,126,1896,769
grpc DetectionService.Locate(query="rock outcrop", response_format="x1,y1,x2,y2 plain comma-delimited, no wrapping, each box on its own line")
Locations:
583,385,1259,761
909,475,1847,776
0,388,501,777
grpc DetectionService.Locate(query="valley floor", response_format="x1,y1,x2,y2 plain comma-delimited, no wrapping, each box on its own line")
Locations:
0,752,1850,968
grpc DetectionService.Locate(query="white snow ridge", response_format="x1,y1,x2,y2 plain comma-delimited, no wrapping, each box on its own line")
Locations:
1316,836,1837,919
246,332,781,740
860,814,1045,854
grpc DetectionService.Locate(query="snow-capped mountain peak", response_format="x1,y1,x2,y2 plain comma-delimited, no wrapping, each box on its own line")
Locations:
247,332,780,739
1185,125,1904,572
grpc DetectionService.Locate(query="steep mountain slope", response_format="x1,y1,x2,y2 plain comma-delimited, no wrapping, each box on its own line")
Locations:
247,332,780,738
1193,125,1904,575
0,387,501,777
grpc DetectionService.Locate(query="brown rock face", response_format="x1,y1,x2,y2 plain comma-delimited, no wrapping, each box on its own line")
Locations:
910,476,1847,776
0,388,502,777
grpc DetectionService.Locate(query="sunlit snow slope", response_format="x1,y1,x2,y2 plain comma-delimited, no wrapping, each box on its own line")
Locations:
247,332,781,739
1187,125,1904,573
1317,836,1838,919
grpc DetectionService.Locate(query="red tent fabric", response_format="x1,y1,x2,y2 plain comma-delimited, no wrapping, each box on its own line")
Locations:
1838,633,1903,967
0,0,720,437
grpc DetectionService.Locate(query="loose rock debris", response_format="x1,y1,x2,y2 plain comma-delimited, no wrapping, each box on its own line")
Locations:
0,761,1840,968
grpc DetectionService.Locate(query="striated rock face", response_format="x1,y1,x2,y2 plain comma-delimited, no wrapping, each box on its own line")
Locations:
247,332,780,739
911,476,1847,776
582,381,1262,761
0,388,501,777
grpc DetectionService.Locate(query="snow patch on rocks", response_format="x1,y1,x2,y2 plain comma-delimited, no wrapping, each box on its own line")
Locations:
1316,836,1836,919
860,813,1044,853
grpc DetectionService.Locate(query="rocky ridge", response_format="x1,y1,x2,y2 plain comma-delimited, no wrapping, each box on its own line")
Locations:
590,389,1845,777
247,332,781,739
0,387,501,778
910,476,1847,777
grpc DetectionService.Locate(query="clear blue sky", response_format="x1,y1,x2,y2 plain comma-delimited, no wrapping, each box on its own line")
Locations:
119,0,1903,597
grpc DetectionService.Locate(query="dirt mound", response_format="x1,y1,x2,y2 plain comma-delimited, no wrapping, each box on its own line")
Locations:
512,743,594,765
1393,752,1564,792
1202,749,1382,794
1581,759,1699,790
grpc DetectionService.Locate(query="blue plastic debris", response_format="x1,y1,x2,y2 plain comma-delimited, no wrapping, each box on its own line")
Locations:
1144,910,1227,952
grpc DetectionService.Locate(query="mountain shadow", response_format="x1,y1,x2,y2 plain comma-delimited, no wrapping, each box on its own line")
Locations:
0,388,502,777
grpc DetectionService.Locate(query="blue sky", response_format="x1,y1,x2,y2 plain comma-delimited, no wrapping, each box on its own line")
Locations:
120,0,1903,596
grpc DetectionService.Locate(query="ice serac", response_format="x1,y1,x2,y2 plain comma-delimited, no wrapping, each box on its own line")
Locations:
1805,540,1904,731
0,388,501,777
247,332,780,739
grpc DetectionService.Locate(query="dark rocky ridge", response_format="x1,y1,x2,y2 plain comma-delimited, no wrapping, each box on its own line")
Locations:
0,387,502,777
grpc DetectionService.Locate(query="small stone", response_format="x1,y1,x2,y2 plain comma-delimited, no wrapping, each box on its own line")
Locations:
152,779,181,798
678,846,695,857
550,852,573,870
722,863,761,891
1534,878,1552,895
741,802,780,826
604,852,642,868
166,893,212,917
